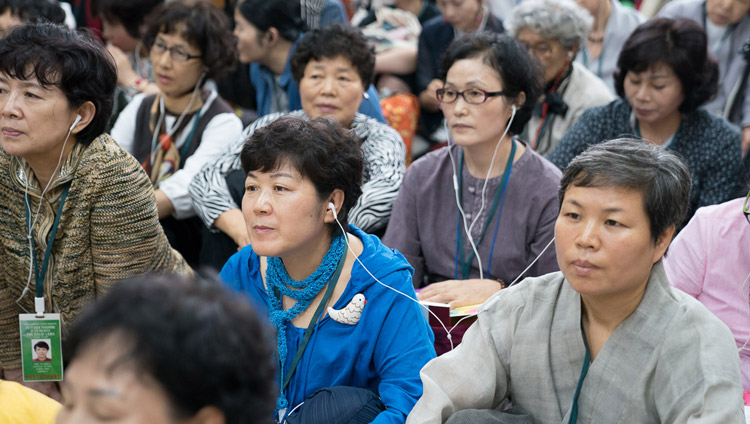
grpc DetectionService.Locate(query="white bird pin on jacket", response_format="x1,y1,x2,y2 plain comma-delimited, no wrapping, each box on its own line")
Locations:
328,293,367,325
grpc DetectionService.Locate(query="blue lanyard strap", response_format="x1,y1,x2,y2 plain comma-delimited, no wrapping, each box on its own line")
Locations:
454,139,517,280
25,182,72,298
275,246,347,407
568,317,591,424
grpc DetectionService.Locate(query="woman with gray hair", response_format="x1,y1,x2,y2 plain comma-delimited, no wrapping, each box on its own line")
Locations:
507,0,613,154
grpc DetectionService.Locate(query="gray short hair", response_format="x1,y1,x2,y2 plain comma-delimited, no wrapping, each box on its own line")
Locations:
558,139,691,242
507,0,593,50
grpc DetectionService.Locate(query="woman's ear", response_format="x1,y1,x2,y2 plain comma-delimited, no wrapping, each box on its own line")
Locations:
652,224,676,264
324,189,346,224
71,101,96,135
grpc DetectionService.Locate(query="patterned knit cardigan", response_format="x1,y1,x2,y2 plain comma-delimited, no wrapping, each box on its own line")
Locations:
0,133,192,369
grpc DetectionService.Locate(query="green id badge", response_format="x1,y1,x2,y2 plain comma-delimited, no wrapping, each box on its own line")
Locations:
19,314,63,382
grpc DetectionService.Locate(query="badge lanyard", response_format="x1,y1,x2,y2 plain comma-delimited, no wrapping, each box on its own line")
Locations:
581,45,604,80
454,139,517,280
275,248,347,418
24,181,71,304
20,181,70,383
568,317,591,424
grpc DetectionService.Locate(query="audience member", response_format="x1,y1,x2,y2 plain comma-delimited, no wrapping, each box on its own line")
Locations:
574,0,644,92
110,1,242,265
58,273,276,424
191,24,406,270
98,0,162,102
508,0,613,154
0,0,64,33
384,33,560,351
220,116,434,423
407,139,744,423
548,17,742,222
658,0,750,155
417,0,504,142
234,0,384,121
0,22,190,399
664,181,750,391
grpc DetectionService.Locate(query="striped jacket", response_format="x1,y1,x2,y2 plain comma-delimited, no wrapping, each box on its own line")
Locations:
189,111,406,233
0,134,192,368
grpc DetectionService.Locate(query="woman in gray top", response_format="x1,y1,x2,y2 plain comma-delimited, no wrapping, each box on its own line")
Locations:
384,33,561,316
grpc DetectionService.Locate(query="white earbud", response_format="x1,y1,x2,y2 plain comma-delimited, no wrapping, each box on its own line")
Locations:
511,104,516,115
363,91,370,100
328,202,337,219
69,114,82,132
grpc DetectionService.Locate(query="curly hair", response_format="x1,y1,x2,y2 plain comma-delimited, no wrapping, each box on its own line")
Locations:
241,116,364,236
0,0,65,26
0,22,116,145
438,32,543,135
506,0,593,50
142,1,237,80
64,272,277,424
614,17,719,113
290,24,375,88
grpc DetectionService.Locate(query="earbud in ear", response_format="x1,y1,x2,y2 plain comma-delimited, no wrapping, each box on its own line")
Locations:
511,104,517,114
328,202,338,219
69,114,82,132
363,91,370,100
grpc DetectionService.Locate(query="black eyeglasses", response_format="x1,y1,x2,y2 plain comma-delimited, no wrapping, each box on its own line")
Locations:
152,40,202,63
436,88,505,105
744,190,750,224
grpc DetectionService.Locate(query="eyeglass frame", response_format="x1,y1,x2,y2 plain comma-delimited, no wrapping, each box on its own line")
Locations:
743,190,750,224
436,87,506,105
151,39,202,63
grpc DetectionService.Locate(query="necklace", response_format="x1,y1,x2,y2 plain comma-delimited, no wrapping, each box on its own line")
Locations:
265,234,346,410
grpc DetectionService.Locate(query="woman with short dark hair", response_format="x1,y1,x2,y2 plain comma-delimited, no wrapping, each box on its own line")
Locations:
408,139,744,423
0,22,190,398
548,17,743,222
384,33,561,352
110,0,243,265
190,24,406,270
220,116,435,423
234,0,381,120
59,273,276,423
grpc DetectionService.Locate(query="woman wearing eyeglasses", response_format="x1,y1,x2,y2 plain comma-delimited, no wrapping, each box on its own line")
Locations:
384,33,561,350
507,0,613,155
663,183,750,391
111,1,242,265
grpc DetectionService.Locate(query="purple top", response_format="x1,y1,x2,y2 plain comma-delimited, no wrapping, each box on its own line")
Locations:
663,197,750,390
383,142,561,287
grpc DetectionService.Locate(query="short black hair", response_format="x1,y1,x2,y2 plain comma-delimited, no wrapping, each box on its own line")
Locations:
237,0,305,42
559,138,691,242
615,17,718,113
291,24,375,88
0,23,116,146
64,272,276,424
0,0,65,25
143,1,237,80
34,341,49,350
241,116,364,235
438,32,543,135
98,0,164,40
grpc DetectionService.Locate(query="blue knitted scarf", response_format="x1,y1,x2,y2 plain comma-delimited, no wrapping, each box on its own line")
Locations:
265,234,346,410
